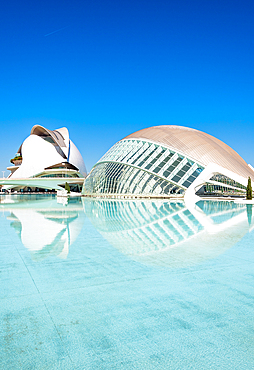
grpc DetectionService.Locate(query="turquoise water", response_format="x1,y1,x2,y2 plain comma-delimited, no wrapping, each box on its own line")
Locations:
1,195,254,369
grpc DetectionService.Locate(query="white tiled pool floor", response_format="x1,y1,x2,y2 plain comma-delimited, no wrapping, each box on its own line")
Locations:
1,196,254,369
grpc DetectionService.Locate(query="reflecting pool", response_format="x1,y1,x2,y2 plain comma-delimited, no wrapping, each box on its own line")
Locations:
1,195,254,369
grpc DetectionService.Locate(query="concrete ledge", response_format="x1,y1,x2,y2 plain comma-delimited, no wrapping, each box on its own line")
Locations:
234,199,254,204
81,194,184,200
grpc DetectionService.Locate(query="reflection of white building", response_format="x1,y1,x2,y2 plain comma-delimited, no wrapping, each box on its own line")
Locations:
0,196,85,260
83,125,254,199
83,198,253,267
2,125,86,191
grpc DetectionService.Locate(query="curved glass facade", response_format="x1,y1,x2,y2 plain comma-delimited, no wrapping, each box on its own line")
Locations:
83,139,204,196
197,173,247,196
84,162,183,196
209,173,246,191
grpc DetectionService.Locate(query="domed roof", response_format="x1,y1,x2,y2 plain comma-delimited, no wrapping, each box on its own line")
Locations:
124,125,254,180
11,124,87,179
31,125,69,157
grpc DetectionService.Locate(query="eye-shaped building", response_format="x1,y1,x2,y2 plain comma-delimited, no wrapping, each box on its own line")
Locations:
83,125,254,198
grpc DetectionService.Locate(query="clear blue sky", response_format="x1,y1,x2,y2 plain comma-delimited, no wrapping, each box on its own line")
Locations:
0,0,254,174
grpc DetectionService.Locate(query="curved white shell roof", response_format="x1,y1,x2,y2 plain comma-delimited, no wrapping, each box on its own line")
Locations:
124,125,254,180
31,125,68,147
10,125,87,179
68,139,87,176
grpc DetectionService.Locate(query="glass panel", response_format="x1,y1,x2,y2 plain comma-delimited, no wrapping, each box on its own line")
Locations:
83,162,183,196
209,173,246,190
138,146,157,167
145,149,166,170
182,180,192,188
171,162,192,183
163,157,183,178
153,153,174,173
123,142,141,163
181,167,203,188
171,175,181,183
131,145,150,165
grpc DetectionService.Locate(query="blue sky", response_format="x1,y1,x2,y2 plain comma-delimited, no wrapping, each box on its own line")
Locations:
0,0,254,174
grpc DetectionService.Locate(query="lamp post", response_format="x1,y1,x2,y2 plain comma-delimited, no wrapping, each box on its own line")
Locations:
2,171,5,179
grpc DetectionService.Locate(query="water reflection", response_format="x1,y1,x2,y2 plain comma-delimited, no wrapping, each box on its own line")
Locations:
246,204,253,226
0,194,253,266
83,198,253,268
0,195,85,261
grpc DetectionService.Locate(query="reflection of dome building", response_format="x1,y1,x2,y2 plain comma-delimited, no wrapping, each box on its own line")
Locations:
5,125,86,191
83,125,254,198
83,198,252,268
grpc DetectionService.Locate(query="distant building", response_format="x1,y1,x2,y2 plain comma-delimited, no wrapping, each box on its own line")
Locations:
82,125,254,199
4,125,86,191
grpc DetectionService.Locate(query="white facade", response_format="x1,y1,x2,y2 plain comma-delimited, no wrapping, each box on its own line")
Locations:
83,125,254,200
2,125,86,191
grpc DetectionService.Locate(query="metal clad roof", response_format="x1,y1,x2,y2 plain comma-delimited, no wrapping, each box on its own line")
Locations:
124,125,254,180
31,125,67,148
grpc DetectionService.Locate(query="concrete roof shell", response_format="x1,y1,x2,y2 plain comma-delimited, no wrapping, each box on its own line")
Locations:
124,125,254,181
31,125,67,148
8,125,87,184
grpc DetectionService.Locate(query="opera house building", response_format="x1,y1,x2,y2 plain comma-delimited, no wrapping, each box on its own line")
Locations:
82,125,254,199
2,125,87,192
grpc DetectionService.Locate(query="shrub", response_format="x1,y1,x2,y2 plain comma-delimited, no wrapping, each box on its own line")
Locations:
65,182,71,194
10,155,22,164
246,177,252,200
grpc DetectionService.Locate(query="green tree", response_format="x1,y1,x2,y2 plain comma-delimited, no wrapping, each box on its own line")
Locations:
65,182,71,194
246,177,252,200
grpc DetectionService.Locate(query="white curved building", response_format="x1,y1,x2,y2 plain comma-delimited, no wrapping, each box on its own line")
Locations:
83,125,254,199
4,125,86,191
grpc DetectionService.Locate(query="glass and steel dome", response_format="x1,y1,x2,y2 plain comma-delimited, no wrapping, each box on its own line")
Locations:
83,125,254,198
